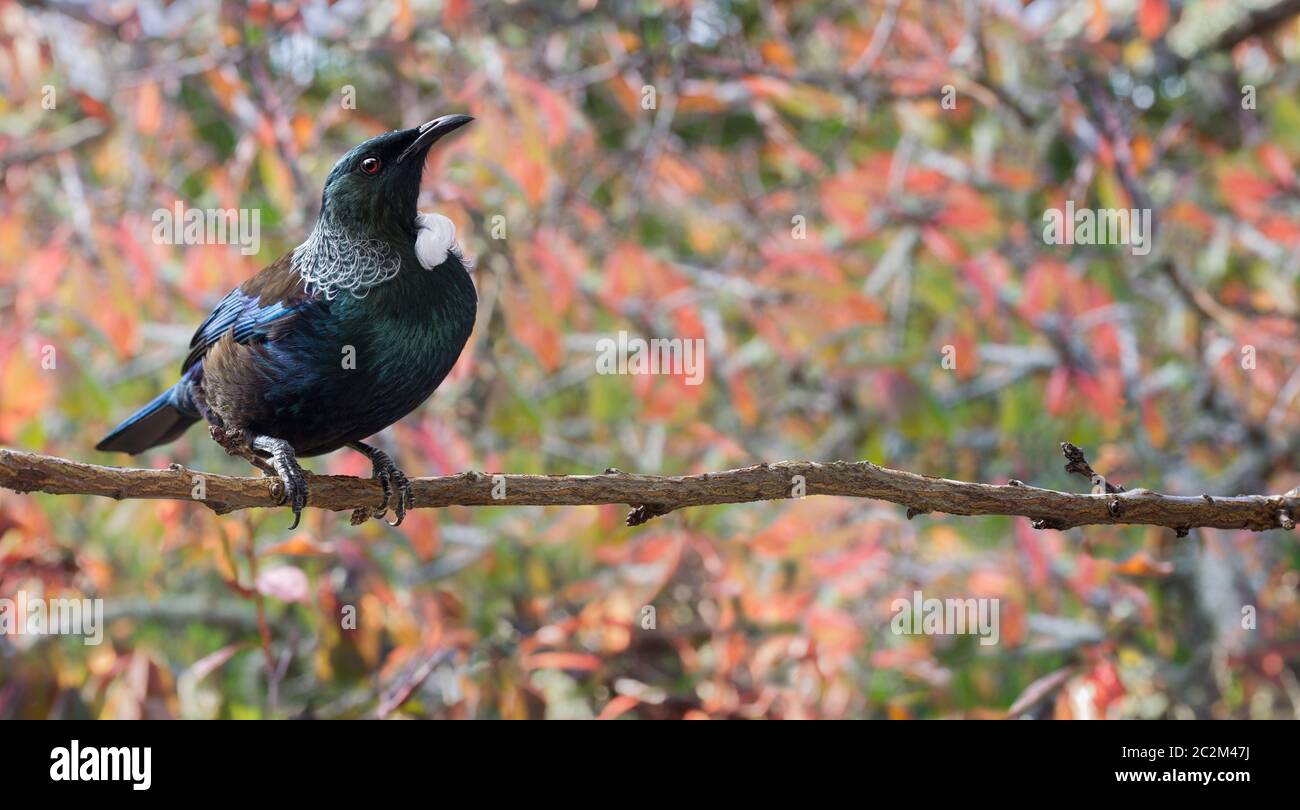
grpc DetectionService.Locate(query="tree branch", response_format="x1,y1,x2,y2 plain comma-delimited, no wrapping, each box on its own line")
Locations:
1,445,1296,533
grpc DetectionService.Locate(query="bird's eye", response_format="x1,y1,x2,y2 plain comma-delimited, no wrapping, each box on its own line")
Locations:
359,156,382,175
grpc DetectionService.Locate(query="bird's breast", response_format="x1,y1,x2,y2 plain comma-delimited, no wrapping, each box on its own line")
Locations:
325,264,475,437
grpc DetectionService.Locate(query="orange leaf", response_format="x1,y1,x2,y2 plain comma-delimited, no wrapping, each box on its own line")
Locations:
0,342,54,442
597,695,641,720
1087,0,1110,41
522,652,603,672
1114,550,1174,578
135,82,163,135
1141,396,1168,449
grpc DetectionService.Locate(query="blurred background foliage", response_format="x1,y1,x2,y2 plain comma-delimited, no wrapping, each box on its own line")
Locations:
1,0,1299,718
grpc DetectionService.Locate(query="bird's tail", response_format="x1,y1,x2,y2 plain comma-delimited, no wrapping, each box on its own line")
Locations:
96,383,199,455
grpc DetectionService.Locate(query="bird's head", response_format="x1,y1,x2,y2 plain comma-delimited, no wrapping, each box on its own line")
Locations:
318,113,473,238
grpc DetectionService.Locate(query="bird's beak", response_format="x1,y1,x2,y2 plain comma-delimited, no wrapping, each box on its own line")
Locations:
396,114,474,164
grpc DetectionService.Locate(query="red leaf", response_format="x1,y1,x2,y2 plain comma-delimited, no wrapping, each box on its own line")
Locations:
1257,144,1296,188
1137,0,1169,41
1045,367,1072,416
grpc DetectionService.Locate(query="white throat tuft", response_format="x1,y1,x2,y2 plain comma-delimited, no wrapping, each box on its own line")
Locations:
415,212,460,270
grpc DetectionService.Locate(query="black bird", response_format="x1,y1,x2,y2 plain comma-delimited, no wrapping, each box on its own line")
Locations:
97,114,477,529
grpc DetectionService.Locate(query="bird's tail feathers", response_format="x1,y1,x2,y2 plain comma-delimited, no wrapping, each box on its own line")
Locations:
95,384,199,455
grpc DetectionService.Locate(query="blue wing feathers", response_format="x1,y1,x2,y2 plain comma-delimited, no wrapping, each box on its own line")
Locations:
182,290,306,373
95,384,198,454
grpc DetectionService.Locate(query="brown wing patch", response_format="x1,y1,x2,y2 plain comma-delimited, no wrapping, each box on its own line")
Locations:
181,251,308,373
202,329,269,430
241,251,304,306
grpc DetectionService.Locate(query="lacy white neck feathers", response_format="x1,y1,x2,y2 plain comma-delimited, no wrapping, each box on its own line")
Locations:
292,213,465,300
292,216,402,300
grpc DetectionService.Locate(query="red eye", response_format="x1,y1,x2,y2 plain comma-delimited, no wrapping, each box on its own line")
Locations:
360,156,382,175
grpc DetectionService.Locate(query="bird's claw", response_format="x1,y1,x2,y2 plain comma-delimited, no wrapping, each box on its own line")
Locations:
280,462,308,530
267,453,308,530
250,435,308,530
348,442,412,527
373,459,411,527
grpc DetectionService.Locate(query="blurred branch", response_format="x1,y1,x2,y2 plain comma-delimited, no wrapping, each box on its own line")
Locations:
0,120,107,171
1201,0,1300,57
2,446,1297,534
847,0,901,80
375,647,455,719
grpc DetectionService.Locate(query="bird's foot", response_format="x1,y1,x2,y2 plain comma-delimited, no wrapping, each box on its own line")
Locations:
250,435,308,530
348,441,412,527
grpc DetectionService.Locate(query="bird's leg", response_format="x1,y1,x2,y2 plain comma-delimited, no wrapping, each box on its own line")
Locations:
250,435,309,530
347,441,411,527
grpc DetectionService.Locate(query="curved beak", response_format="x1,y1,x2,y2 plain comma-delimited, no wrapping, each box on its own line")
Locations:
396,114,474,164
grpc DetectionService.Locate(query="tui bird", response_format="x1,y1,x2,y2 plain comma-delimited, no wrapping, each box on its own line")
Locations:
96,114,477,529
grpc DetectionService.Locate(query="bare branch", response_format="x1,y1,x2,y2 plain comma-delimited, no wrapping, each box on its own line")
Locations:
1,446,1296,534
